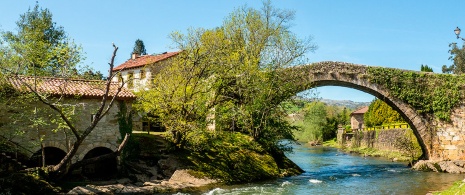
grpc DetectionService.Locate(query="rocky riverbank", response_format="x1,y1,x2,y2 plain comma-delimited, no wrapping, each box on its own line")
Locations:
66,132,303,194
67,169,218,194
413,160,465,173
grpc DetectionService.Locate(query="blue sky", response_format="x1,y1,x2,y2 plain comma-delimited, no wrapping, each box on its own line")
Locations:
1,0,464,102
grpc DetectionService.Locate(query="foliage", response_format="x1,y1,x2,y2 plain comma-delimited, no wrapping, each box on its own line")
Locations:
135,1,316,154
292,101,350,142
0,4,82,77
0,4,129,178
420,64,433,72
367,67,465,121
394,130,422,164
185,131,295,183
0,172,60,194
117,101,133,139
364,99,404,127
0,3,104,80
442,42,465,74
131,39,147,56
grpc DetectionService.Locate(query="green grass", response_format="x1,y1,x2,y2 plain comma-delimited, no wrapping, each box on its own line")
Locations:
322,139,338,147
433,180,465,195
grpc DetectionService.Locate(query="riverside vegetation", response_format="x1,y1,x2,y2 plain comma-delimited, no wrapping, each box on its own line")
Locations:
0,1,315,193
2,1,465,194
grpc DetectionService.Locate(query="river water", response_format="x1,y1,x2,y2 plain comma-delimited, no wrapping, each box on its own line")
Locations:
200,144,464,195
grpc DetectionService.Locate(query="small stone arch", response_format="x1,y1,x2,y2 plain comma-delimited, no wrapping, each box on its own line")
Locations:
77,142,117,162
29,141,68,159
81,147,118,179
28,147,67,167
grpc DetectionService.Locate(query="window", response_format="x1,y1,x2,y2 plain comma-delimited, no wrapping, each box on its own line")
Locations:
116,72,123,82
140,69,146,79
127,72,134,89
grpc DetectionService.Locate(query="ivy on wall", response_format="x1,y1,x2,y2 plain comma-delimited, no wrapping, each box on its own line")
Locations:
117,101,133,139
366,67,465,121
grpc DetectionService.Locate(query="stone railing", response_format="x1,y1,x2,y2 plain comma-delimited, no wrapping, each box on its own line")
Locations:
356,123,410,131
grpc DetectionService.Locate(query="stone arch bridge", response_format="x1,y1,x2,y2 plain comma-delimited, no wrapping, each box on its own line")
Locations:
279,61,465,161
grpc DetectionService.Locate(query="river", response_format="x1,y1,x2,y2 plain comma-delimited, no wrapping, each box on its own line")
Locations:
199,143,464,195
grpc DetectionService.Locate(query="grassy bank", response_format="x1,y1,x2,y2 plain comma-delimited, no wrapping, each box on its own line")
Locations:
130,131,303,184
433,179,465,195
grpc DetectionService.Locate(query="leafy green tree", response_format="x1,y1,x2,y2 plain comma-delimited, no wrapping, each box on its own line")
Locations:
442,42,465,74
364,99,404,127
131,39,147,56
293,102,348,142
0,4,128,178
0,4,82,77
301,101,327,141
136,1,316,153
420,64,433,72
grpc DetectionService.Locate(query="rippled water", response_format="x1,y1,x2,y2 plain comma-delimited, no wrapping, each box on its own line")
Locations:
193,144,464,195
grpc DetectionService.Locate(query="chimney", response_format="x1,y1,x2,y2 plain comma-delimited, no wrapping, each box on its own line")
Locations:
132,52,140,60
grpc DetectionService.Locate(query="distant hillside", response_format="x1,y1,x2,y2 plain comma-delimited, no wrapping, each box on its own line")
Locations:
319,99,370,110
290,97,370,111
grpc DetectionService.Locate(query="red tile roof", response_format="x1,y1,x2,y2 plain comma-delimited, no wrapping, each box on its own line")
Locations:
7,76,135,99
112,51,181,71
351,106,369,115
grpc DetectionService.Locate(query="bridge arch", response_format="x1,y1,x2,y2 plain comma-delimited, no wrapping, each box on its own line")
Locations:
283,62,432,159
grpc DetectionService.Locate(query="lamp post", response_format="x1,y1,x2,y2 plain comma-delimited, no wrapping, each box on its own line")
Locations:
454,27,465,41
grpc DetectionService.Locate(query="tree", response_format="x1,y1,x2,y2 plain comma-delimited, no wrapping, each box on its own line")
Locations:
0,4,129,178
0,4,82,77
420,64,433,72
442,42,465,74
364,99,404,127
0,45,129,178
136,1,317,153
131,39,147,56
301,101,327,142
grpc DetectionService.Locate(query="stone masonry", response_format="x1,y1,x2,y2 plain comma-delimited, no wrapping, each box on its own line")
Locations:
0,98,131,163
281,61,465,161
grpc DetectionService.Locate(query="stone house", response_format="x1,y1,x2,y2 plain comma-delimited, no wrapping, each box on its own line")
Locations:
0,76,135,177
112,51,180,132
350,106,368,130
112,51,180,92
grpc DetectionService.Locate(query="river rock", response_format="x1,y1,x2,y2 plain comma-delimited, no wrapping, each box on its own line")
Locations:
438,161,465,173
158,156,182,177
67,169,218,194
168,169,218,186
413,160,465,173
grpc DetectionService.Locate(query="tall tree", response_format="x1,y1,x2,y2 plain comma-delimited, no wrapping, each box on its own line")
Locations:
0,4,82,77
136,1,317,152
0,4,128,178
364,99,405,127
420,64,433,72
131,39,147,56
442,42,465,74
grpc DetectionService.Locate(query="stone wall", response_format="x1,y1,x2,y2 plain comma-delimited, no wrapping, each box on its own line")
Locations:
433,105,465,160
338,128,416,153
0,97,132,163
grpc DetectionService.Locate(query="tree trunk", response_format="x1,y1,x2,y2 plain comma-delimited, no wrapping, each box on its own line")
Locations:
49,133,130,179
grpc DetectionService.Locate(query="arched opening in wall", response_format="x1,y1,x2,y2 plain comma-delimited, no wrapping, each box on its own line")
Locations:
82,147,117,180
28,147,67,167
292,86,423,160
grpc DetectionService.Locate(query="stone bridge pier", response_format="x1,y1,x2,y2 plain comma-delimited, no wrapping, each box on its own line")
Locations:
281,61,465,161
